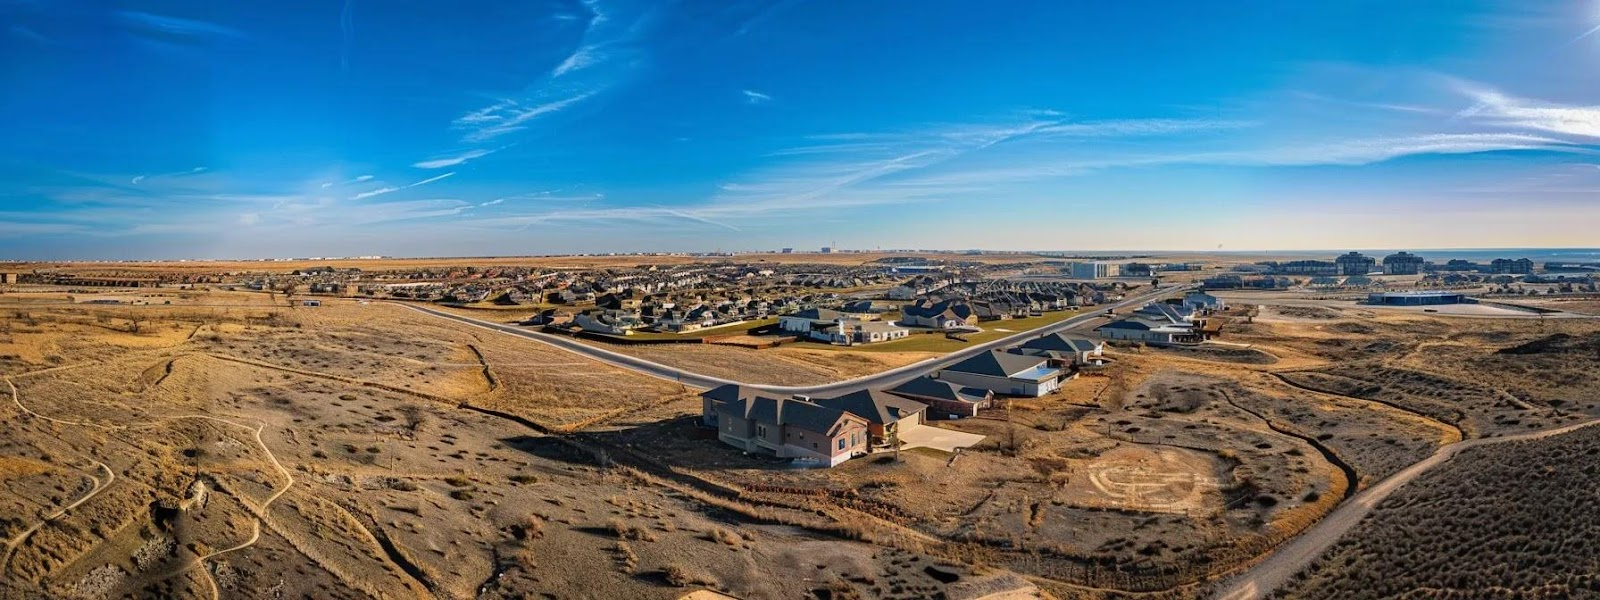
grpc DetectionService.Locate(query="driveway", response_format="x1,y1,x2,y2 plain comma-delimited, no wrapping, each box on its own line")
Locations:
896,424,986,453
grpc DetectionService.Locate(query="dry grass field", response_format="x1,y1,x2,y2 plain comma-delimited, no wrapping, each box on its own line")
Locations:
0,296,1005,600
4,284,1599,600
1276,423,1600,599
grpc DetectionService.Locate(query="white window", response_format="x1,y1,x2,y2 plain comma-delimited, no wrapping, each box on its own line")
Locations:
838,438,846,450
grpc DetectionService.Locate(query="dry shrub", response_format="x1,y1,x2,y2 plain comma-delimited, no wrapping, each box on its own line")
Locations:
707,527,740,546
515,514,545,540
662,563,718,588
612,541,638,573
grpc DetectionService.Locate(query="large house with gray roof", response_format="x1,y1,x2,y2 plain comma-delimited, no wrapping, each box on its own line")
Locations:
934,350,1064,397
1094,302,1202,346
778,307,909,345
1012,333,1105,366
899,299,978,329
886,377,995,418
814,389,928,447
701,384,871,467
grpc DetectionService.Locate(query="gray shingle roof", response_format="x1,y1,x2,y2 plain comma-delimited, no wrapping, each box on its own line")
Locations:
1018,333,1102,354
887,377,991,404
942,350,1049,378
815,389,927,425
705,386,860,435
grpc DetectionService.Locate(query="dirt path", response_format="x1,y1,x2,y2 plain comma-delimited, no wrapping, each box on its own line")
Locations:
1267,371,1465,443
1209,416,1600,600
1,460,114,572
151,414,296,600
9,370,298,599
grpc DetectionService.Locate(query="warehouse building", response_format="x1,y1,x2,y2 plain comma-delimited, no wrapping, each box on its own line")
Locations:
1365,291,1469,306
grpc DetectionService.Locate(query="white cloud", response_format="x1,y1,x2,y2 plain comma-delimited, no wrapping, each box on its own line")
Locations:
1456,84,1600,139
408,172,456,188
413,148,495,169
553,45,599,77
118,11,247,40
742,89,772,104
350,172,457,200
238,213,261,226
454,93,595,143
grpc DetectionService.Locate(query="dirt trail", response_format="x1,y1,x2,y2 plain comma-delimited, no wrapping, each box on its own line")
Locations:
1,460,114,572
1219,390,1357,499
1209,416,1600,600
1267,371,1465,444
9,369,298,600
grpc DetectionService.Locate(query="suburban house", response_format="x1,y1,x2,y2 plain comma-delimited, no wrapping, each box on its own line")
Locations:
831,320,910,345
886,377,995,418
935,350,1064,397
779,307,846,338
780,307,909,345
572,309,644,336
899,299,978,329
701,385,870,467
814,389,928,447
1094,302,1202,346
524,308,575,326
1013,333,1105,366
1182,291,1225,313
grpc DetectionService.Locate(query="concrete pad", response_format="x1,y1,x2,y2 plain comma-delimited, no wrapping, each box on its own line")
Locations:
896,424,985,453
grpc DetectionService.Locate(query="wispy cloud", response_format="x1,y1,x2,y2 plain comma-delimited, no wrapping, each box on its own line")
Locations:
742,89,772,104
553,45,599,77
321,174,373,189
349,172,455,200
413,148,496,169
450,0,648,143
9,25,49,44
351,186,399,200
118,11,247,41
1455,83,1600,139
1226,133,1581,166
454,93,595,143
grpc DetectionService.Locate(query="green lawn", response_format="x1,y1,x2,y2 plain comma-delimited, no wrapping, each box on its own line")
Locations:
804,309,1087,354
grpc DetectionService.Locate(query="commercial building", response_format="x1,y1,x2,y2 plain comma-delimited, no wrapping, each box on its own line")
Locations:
1269,260,1340,276
1335,252,1376,276
1382,252,1426,275
1490,258,1534,275
1365,291,1469,306
1068,261,1121,279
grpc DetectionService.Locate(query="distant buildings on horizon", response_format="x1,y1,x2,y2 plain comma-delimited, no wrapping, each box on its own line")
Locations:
1254,251,1536,277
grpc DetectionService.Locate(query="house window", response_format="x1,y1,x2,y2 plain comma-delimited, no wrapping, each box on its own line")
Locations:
838,438,846,450
757,425,767,437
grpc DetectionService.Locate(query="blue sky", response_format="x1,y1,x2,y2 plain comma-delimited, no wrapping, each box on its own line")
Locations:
2,0,1599,260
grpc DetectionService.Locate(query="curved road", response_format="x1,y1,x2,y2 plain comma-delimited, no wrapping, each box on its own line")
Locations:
1211,416,1600,600
393,285,1182,396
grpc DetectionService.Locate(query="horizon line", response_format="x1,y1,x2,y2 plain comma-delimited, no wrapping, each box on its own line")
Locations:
3,246,1598,264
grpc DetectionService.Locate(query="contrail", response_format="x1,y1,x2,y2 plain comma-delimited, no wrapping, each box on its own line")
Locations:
1570,22,1600,45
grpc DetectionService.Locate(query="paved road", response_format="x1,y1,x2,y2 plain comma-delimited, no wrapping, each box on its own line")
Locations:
1211,416,1600,600
394,285,1183,396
